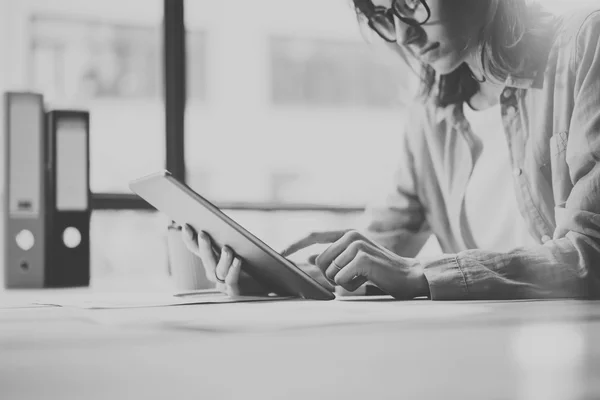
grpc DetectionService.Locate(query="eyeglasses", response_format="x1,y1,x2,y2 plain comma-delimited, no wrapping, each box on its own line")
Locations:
354,0,431,43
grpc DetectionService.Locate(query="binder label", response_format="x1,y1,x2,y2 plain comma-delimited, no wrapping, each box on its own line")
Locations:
56,118,88,211
8,95,43,217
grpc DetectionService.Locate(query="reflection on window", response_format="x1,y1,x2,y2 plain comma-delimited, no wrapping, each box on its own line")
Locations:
30,15,207,101
269,35,410,108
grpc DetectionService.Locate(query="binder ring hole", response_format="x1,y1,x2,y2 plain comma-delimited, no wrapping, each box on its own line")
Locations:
15,230,35,251
63,227,82,249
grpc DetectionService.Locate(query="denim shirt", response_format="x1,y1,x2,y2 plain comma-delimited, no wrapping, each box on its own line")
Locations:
363,9,600,300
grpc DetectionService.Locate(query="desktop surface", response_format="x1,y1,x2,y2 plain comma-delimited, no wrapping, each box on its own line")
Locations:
1,294,599,400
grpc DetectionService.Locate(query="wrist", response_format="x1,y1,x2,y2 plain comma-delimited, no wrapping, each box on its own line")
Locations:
409,260,430,298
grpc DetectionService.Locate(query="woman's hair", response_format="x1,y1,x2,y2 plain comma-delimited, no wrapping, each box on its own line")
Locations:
356,0,557,107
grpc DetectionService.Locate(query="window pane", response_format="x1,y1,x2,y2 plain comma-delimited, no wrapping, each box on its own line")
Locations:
185,0,415,206
269,36,408,108
18,0,164,193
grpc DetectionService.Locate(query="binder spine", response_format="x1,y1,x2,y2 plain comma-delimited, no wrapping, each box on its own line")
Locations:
46,110,91,287
4,92,46,288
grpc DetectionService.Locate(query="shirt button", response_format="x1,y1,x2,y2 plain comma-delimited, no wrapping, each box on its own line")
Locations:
513,167,523,177
502,88,514,99
541,235,552,243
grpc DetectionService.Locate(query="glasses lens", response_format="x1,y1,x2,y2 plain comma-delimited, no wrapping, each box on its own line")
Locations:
370,13,396,42
393,0,429,24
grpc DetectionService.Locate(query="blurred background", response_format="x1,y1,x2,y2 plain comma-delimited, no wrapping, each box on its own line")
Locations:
0,0,595,291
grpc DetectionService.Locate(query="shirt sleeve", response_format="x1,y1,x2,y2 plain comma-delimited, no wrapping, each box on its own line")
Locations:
421,11,600,300
361,108,432,258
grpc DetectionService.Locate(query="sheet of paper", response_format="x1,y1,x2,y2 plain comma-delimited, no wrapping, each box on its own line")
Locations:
32,290,292,310
0,301,54,310
0,293,59,309
83,297,491,332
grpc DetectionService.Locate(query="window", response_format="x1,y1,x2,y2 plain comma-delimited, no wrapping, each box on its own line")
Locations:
22,0,165,194
31,16,161,100
183,0,430,257
0,0,439,292
26,4,206,196
269,35,411,108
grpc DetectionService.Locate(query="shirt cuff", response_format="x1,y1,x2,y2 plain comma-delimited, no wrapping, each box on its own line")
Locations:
420,255,470,300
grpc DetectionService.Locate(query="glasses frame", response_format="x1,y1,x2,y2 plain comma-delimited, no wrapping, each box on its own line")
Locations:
359,0,432,43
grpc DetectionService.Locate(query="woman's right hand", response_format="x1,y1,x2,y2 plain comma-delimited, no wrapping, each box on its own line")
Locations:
181,224,270,297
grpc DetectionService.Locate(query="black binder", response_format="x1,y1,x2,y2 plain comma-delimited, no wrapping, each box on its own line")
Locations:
45,110,91,287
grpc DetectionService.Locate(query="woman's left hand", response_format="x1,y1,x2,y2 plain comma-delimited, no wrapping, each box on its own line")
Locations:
283,230,430,299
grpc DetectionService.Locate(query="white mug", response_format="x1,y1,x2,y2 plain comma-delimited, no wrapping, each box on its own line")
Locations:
166,223,215,292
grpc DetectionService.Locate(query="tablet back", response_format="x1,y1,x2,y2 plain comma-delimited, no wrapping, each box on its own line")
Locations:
129,171,335,301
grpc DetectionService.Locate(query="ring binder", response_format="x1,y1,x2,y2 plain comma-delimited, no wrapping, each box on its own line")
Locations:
4,92,47,288
46,110,91,288
3,92,91,288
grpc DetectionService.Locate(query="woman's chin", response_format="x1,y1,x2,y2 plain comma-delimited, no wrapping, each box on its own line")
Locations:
428,57,464,76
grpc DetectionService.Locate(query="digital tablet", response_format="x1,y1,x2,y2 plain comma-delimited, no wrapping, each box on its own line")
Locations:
129,170,335,301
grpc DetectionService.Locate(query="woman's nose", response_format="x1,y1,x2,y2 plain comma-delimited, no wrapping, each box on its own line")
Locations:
394,15,426,47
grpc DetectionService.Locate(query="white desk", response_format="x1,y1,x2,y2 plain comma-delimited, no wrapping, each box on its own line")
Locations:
1,295,599,400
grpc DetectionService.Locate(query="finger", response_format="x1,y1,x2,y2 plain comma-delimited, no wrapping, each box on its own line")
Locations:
308,254,318,265
280,230,351,257
325,260,344,282
215,246,235,283
181,224,199,255
335,255,371,292
324,241,374,281
195,230,217,275
225,257,243,297
316,230,374,272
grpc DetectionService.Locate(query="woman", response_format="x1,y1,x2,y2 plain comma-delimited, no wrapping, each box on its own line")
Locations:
182,0,600,300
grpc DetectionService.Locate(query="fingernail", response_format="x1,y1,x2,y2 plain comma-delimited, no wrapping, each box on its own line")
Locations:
198,231,207,241
222,246,230,255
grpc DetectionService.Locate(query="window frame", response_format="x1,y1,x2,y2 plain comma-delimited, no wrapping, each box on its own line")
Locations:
94,0,365,215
